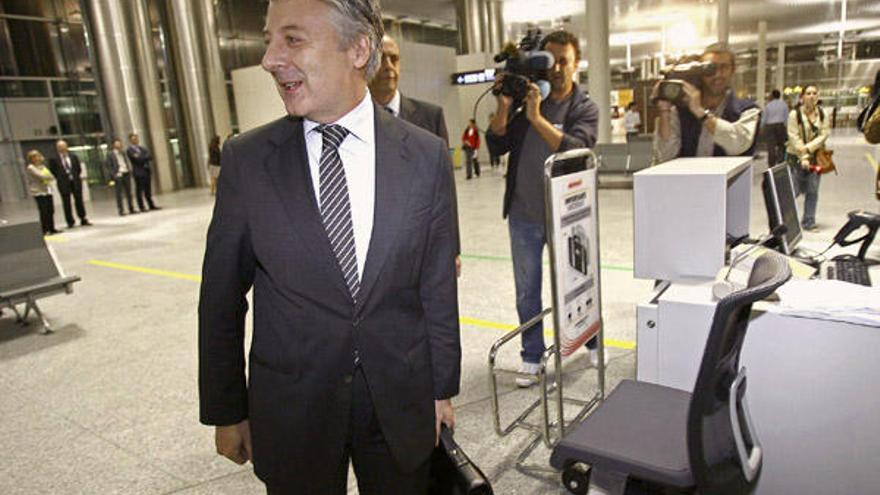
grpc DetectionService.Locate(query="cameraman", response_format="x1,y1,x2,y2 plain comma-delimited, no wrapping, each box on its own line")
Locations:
487,30,599,385
653,43,761,163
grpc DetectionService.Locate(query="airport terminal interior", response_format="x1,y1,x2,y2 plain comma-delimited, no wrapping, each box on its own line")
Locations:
1,1,880,494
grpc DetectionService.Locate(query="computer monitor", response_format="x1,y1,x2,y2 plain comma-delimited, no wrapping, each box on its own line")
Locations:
762,163,802,255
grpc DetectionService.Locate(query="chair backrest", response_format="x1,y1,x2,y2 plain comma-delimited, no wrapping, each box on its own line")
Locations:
594,143,629,172
0,221,61,293
687,252,792,494
627,140,655,172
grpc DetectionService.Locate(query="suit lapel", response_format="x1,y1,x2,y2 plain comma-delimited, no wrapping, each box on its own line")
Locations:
264,117,352,301
398,95,415,122
357,105,414,312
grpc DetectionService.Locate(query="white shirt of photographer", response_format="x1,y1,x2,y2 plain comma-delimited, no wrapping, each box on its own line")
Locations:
653,91,761,164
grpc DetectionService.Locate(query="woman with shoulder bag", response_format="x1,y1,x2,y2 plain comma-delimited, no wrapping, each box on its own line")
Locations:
786,85,830,231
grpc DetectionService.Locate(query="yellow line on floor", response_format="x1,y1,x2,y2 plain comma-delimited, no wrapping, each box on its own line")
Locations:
88,260,637,350
88,260,202,282
45,234,68,243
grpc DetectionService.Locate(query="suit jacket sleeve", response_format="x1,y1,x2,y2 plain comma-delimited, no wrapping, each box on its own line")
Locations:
198,139,256,426
559,98,599,151
435,108,449,147
420,142,461,400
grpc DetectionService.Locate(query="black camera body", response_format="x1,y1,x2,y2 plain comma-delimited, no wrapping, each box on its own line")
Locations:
654,61,717,107
492,29,554,108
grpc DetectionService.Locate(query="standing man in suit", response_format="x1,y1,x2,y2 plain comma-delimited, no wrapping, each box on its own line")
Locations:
48,140,91,228
369,33,461,276
198,0,460,493
105,138,136,216
126,133,160,211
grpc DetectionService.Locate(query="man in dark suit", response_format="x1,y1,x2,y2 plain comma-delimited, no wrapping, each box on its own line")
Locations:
105,138,136,216
48,140,91,228
198,1,460,493
125,133,160,211
369,34,461,275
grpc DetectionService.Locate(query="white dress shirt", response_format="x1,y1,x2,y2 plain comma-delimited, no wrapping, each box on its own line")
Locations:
384,90,401,117
113,149,130,175
304,90,376,280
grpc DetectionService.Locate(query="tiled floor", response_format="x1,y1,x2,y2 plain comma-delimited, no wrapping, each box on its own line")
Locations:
1,135,878,494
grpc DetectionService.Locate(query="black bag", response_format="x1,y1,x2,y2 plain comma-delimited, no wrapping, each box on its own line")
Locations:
428,425,493,495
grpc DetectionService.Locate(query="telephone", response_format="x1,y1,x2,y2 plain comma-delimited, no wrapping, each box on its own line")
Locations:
832,210,880,261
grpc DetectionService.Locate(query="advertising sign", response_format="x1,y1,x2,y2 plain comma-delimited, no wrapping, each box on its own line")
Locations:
546,153,602,357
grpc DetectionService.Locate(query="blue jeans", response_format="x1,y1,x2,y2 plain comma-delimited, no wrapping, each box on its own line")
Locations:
789,164,821,228
508,217,595,364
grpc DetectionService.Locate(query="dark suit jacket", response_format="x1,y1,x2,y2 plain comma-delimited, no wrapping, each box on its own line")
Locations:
105,151,131,178
397,94,460,253
47,153,83,195
198,105,461,486
125,145,152,178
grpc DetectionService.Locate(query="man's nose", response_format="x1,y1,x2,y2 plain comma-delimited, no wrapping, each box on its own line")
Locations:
262,41,282,72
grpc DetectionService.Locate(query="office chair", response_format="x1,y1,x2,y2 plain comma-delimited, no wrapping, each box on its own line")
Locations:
550,252,792,495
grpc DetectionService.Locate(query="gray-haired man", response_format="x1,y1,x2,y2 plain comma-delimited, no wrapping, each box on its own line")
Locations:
198,0,460,493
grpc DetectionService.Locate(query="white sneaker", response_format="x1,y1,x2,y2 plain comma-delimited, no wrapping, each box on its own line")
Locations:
515,362,542,388
588,349,610,368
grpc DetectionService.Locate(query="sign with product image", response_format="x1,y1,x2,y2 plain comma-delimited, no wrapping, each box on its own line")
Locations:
545,151,602,357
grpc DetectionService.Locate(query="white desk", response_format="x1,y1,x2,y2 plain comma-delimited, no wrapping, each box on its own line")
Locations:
636,263,880,493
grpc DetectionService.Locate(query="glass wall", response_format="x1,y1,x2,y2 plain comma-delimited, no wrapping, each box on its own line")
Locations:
0,0,108,203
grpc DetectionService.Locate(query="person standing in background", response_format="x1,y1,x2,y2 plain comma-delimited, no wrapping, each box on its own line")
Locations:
487,113,501,168
208,135,222,196
126,133,161,212
786,85,830,231
105,138,136,216
461,119,480,179
48,140,91,228
623,102,641,142
761,89,789,166
25,150,59,235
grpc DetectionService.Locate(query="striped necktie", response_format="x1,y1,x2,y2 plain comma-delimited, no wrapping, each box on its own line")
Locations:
317,124,359,302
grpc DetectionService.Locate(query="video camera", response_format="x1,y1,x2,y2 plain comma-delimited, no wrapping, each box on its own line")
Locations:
492,29,555,108
653,61,717,107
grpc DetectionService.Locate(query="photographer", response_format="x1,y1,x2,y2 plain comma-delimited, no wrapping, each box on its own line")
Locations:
487,30,599,385
653,43,761,163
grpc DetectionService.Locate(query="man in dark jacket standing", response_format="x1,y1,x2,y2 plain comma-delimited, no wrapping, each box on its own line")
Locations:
126,133,160,211
487,30,599,385
48,140,91,228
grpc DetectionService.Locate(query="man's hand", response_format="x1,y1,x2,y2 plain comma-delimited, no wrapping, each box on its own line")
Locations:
215,420,252,465
455,256,461,278
492,75,513,111
524,83,543,123
680,81,705,119
800,157,811,170
435,399,455,446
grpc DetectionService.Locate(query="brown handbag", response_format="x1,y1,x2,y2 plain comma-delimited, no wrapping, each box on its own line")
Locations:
814,148,837,175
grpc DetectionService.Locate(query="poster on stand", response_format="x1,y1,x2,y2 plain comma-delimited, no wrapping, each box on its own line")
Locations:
546,158,601,357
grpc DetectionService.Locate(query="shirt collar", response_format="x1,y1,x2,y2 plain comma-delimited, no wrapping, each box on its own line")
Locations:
385,90,401,117
304,88,375,145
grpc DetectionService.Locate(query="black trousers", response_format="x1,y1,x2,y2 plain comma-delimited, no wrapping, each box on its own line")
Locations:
59,183,87,226
765,123,787,166
134,174,155,211
265,367,430,495
115,173,134,214
34,195,55,234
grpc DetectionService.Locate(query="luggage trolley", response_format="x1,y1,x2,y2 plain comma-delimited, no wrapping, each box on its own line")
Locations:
488,148,606,476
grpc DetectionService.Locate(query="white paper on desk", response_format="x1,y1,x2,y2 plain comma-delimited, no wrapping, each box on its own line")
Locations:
770,279,880,327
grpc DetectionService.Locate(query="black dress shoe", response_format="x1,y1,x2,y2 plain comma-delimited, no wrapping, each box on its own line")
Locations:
48,229,61,235
149,206,162,211
67,223,75,229
118,211,126,216
81,220,92,226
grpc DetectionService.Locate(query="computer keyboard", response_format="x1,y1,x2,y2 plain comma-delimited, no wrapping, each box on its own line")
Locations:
826,258,872,286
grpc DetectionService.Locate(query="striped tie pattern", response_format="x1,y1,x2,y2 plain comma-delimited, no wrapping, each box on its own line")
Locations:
317,124,359,301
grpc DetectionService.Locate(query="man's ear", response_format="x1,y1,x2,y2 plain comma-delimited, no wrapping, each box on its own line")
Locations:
350,34,371,72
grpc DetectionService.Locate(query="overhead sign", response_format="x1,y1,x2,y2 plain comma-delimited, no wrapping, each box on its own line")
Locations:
451,68,496,86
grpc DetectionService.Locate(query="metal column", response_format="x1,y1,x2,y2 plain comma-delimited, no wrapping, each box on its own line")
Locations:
775,43,786,95
586,0,611,144
757,21,767,107
167,0,216,188
485,0,505,54
197,0,233,142
718,0,730,44
130,0,176,192
455,0,484,54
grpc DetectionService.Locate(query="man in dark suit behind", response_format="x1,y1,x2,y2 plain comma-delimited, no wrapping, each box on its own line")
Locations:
369,34,462,275
48,139,91,228
198,1,460,493
126,133,160,212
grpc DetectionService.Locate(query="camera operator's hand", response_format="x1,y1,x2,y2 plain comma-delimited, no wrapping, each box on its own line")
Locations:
650,81,673,113
524,83,543,123
680,81,706,119
489,75,513,136
492,74,513,111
